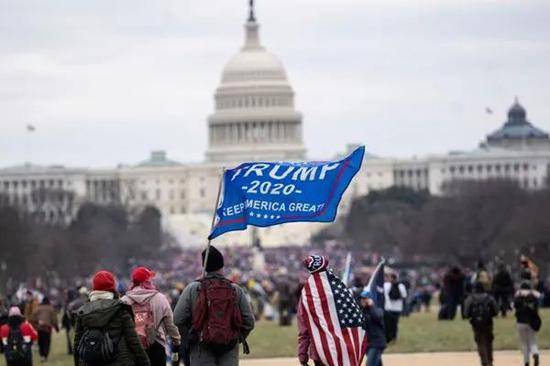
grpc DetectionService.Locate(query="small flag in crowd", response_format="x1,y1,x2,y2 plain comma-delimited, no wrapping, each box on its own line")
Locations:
364,259,385,309
300,269,367,366
341,251,352,286
208,146,365,239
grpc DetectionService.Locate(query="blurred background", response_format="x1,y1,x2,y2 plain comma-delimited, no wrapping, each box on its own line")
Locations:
1,1,550,359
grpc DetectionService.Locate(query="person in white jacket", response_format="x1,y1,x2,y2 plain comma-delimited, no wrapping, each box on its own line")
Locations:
383,273,407,343
122,267,181,366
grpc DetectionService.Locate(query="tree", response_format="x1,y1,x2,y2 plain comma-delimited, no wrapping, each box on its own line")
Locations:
342,179,550,267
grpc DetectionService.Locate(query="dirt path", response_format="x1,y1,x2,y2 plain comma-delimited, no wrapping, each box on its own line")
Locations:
242,350,549,366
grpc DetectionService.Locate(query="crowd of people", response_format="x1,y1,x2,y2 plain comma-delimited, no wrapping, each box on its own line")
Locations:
0,244,547,366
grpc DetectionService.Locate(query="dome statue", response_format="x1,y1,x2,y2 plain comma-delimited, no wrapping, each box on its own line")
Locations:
206,2,306,163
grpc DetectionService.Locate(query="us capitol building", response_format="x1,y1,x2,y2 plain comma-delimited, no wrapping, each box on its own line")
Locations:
2,5,550,247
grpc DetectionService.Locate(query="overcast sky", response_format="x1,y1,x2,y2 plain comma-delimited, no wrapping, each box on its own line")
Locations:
1,0,549,168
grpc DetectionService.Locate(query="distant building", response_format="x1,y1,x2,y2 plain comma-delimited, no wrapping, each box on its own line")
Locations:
1,4,550,246
362,99,550,195
485,98,550,151
0,164,117,224
206,9,305,162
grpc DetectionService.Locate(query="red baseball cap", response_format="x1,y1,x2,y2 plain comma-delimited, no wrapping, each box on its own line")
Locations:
131,267,156,284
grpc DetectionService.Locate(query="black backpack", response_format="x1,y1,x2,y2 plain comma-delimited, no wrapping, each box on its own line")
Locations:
5,325,32,363
469,298,492,328
76,327,117,365
388,283,402,301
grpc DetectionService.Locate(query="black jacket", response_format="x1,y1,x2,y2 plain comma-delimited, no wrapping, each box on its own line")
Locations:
463,293,498,328
362,306,386,349
514,290,540,325
493,270,514,295
74,299,150,366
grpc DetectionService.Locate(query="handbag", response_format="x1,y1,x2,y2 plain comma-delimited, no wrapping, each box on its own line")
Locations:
530,312,542,332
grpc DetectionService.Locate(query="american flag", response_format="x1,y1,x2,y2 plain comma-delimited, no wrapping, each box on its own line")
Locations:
300,269,367,366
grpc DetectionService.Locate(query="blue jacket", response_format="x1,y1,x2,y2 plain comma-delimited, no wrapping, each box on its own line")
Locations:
362,306,386,349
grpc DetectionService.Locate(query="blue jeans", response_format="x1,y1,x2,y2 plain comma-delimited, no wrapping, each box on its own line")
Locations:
366,347,384,366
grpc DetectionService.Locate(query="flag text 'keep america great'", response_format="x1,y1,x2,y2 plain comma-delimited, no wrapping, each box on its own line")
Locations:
208,146,365,239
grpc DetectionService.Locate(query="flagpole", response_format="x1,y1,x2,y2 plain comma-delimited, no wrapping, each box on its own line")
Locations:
202,167,225,278
366,257,385,290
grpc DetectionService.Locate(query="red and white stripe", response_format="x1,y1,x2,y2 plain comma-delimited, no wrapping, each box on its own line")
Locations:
300,271,367,366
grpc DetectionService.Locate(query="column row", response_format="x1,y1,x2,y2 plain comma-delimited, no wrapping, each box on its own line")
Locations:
210,121,300,144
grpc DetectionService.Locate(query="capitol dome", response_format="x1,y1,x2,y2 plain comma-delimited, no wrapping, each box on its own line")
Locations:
206,4,306,163
221,51,287,83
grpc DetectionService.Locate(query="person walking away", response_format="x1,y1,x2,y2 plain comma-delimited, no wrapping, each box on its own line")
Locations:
0,298,8,354
519,255,539,288
464,282,498,366
1,306,38,366
122,267,181,366
23,292,38,327
442,266,465,320
383,273,407,343
62,289,79,355
64,286,89,356
0,298,8,325
492,264,514,317
360,290,386,366
174,246,255,366
514,281,542,366
32,297,58,362
297,256,329,366
275,274,293,326
67,287,89,326
74,270,150,366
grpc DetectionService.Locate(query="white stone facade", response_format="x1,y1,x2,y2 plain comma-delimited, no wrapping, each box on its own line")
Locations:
206,16,305,163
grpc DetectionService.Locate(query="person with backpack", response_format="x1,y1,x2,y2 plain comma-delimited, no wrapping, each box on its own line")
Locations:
74,270,150,366
383,273,407,343
32,297,59,362
173,245,255,366
514,281,541,366
1,306,38,366
463,282,498,366
122,267,181,366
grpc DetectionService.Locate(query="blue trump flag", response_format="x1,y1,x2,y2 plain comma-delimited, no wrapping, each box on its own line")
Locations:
208,146,365,240
364,259,385,309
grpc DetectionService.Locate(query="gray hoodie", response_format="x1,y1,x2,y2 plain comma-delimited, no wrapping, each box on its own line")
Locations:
122,287,181,348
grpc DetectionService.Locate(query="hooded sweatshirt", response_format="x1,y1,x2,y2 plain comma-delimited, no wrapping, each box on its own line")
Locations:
74,296,150,366
1,316,38,345
122,286,181,348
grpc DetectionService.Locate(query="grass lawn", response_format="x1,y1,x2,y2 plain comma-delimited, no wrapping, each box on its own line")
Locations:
244,309,550,358
4,309,549,365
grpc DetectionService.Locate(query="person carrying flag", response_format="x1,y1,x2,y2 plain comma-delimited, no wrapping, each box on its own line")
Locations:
360,260,386,366
297,255,367,366
359,290,386,366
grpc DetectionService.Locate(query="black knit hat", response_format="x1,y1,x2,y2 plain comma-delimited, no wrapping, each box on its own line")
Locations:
202,246,224,273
